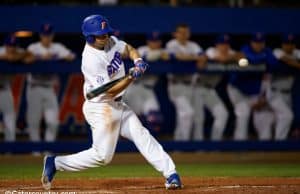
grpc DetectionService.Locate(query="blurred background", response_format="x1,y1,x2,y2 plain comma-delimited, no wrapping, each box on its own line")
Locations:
1,0,300,154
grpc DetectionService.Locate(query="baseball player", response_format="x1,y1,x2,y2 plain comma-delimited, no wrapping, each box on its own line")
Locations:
227,33,279,140
192,34,242,141
257,33,300,140
42,15,182,190
26,23,75,142
0,34,29,142
166,23,205,141
124,31,168,133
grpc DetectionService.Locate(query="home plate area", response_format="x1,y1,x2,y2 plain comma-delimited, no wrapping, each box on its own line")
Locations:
1,177,300,194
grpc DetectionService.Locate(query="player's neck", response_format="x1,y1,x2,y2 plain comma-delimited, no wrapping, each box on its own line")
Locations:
41,42,52,48
90,43,105,51
177,39,188,45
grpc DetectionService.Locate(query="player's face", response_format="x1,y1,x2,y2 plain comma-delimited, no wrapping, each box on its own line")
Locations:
147,40,162,50
93,34,109,49
175,27,190,43
216,43,230,54
40,34,54,47
282,43,295,54
250,41,265,53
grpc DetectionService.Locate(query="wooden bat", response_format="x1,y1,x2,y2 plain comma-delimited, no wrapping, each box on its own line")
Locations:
86,75,129,100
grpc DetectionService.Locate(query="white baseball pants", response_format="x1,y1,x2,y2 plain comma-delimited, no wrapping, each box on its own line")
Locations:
168,82,194,141
227,85,259,140
253,90,293,140
26,86,59,142
0,88,16,142
55,100,176,178
192,86,229,141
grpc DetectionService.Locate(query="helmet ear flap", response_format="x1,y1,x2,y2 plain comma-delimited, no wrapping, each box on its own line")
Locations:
86,35,95,44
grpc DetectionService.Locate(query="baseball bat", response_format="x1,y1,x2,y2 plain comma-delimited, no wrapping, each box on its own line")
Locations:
86,75,129,100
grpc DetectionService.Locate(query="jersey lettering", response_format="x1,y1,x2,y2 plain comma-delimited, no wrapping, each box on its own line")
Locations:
107,51,122,77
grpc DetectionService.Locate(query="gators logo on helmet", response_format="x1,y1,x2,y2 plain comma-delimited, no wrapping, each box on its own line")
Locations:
101,21,106,30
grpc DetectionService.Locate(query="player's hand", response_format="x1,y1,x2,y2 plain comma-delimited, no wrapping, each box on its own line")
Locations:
251,96,267,110
134,58,148,72
129,67,143,79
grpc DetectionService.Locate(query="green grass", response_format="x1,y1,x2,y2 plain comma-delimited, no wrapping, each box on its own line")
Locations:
1,163,300,179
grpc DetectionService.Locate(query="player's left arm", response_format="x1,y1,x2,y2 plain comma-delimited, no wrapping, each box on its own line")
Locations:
122,44,149,72
105,44,147,98
57,44,76,61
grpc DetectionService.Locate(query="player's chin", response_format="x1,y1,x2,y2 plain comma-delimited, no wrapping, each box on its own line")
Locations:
95,41,108,48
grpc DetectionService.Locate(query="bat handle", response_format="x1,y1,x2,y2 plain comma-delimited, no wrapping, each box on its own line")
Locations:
86,93,94,100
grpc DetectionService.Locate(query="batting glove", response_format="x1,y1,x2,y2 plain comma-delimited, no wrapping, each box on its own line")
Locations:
129,67,143,79
134,58,149,73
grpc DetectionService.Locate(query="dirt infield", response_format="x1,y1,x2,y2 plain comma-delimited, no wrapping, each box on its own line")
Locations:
1,153,300,193
1,177,300,194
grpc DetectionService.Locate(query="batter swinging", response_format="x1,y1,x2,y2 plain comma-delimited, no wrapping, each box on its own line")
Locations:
41,15,182,190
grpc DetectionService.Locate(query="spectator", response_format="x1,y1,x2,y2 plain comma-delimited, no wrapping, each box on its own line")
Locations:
166,23,205,141
124,31,168,135
227,32,278,140
26,23,75,142
0,34,31,142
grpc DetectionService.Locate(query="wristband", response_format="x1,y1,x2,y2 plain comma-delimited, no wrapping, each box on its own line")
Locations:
134,58,143,65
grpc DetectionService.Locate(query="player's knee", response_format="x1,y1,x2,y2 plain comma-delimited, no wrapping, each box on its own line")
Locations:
235,103,250,118
278,108,294,122
93,149,114,165
94,155,113,166
213,104,229,122
101,154,113,165
178,109,194,121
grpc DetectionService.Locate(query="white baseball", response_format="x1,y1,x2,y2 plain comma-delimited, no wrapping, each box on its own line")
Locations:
238,58,249,67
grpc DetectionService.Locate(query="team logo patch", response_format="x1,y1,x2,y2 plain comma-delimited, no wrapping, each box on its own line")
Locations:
101,21,106,30
96,75,105,84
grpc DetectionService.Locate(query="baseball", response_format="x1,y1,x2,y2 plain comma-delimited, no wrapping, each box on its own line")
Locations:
238,58,249,67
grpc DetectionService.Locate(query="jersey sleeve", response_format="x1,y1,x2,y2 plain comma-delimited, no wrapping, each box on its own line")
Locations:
27,44,37,54
273,48,285,59
295,49,300,60
192,42,203,55
55,43,74,59
165,40,177,54
0,47,5,56
137,46,147,58
111,36,127,54
205,47,216,59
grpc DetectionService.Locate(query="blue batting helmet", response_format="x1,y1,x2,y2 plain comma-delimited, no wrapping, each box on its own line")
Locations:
81,14,113,44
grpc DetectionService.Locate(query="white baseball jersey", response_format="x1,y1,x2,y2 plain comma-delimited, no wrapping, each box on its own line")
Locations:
82,36,127,102
196,47,237,87
272,48,300,90
166,39,202,56
27,42,74,85
138,46,165,62
166,39,203,83
137,45,161,86
206,47,236,59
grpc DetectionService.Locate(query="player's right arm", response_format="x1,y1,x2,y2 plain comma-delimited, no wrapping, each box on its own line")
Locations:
273,49,300,69
105,75,134,98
